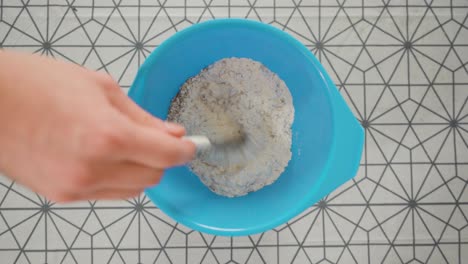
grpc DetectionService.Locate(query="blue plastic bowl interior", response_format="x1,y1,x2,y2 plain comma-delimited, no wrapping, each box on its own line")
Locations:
129,19,360,236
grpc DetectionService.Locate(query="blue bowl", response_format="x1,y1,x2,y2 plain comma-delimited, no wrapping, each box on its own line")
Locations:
129,19,364,236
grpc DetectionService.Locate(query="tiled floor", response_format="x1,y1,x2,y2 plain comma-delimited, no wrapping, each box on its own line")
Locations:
1,0,468,263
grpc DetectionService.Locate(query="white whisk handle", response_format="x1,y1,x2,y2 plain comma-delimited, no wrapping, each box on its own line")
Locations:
183,136,212,153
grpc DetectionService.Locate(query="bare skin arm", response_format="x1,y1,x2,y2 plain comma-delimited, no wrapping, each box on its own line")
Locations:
0,50,195,202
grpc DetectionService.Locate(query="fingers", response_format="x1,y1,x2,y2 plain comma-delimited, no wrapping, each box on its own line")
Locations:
163,122,186,137
47,161,161,203
79,109,194,169
79,189,143,201
120,122,196,168
49,189,143,203
95,72,186,137
91,161,164,190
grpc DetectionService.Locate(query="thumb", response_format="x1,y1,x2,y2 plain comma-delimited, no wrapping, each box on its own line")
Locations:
120,121,197,168
94,71,186,137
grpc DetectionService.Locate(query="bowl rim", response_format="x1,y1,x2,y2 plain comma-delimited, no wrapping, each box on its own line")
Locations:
129,18,338,236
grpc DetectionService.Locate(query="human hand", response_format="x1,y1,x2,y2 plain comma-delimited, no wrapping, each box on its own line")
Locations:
0,50,195,202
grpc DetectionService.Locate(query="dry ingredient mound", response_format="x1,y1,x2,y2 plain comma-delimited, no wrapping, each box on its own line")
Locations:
168,58,294,197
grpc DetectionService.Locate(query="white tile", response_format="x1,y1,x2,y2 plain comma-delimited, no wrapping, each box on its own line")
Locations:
0,3,467,264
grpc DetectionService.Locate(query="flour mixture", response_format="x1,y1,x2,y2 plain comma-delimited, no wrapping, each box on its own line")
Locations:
168,58,294,197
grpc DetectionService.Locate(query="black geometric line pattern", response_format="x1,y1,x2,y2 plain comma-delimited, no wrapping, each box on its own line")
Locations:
1,0,468,263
